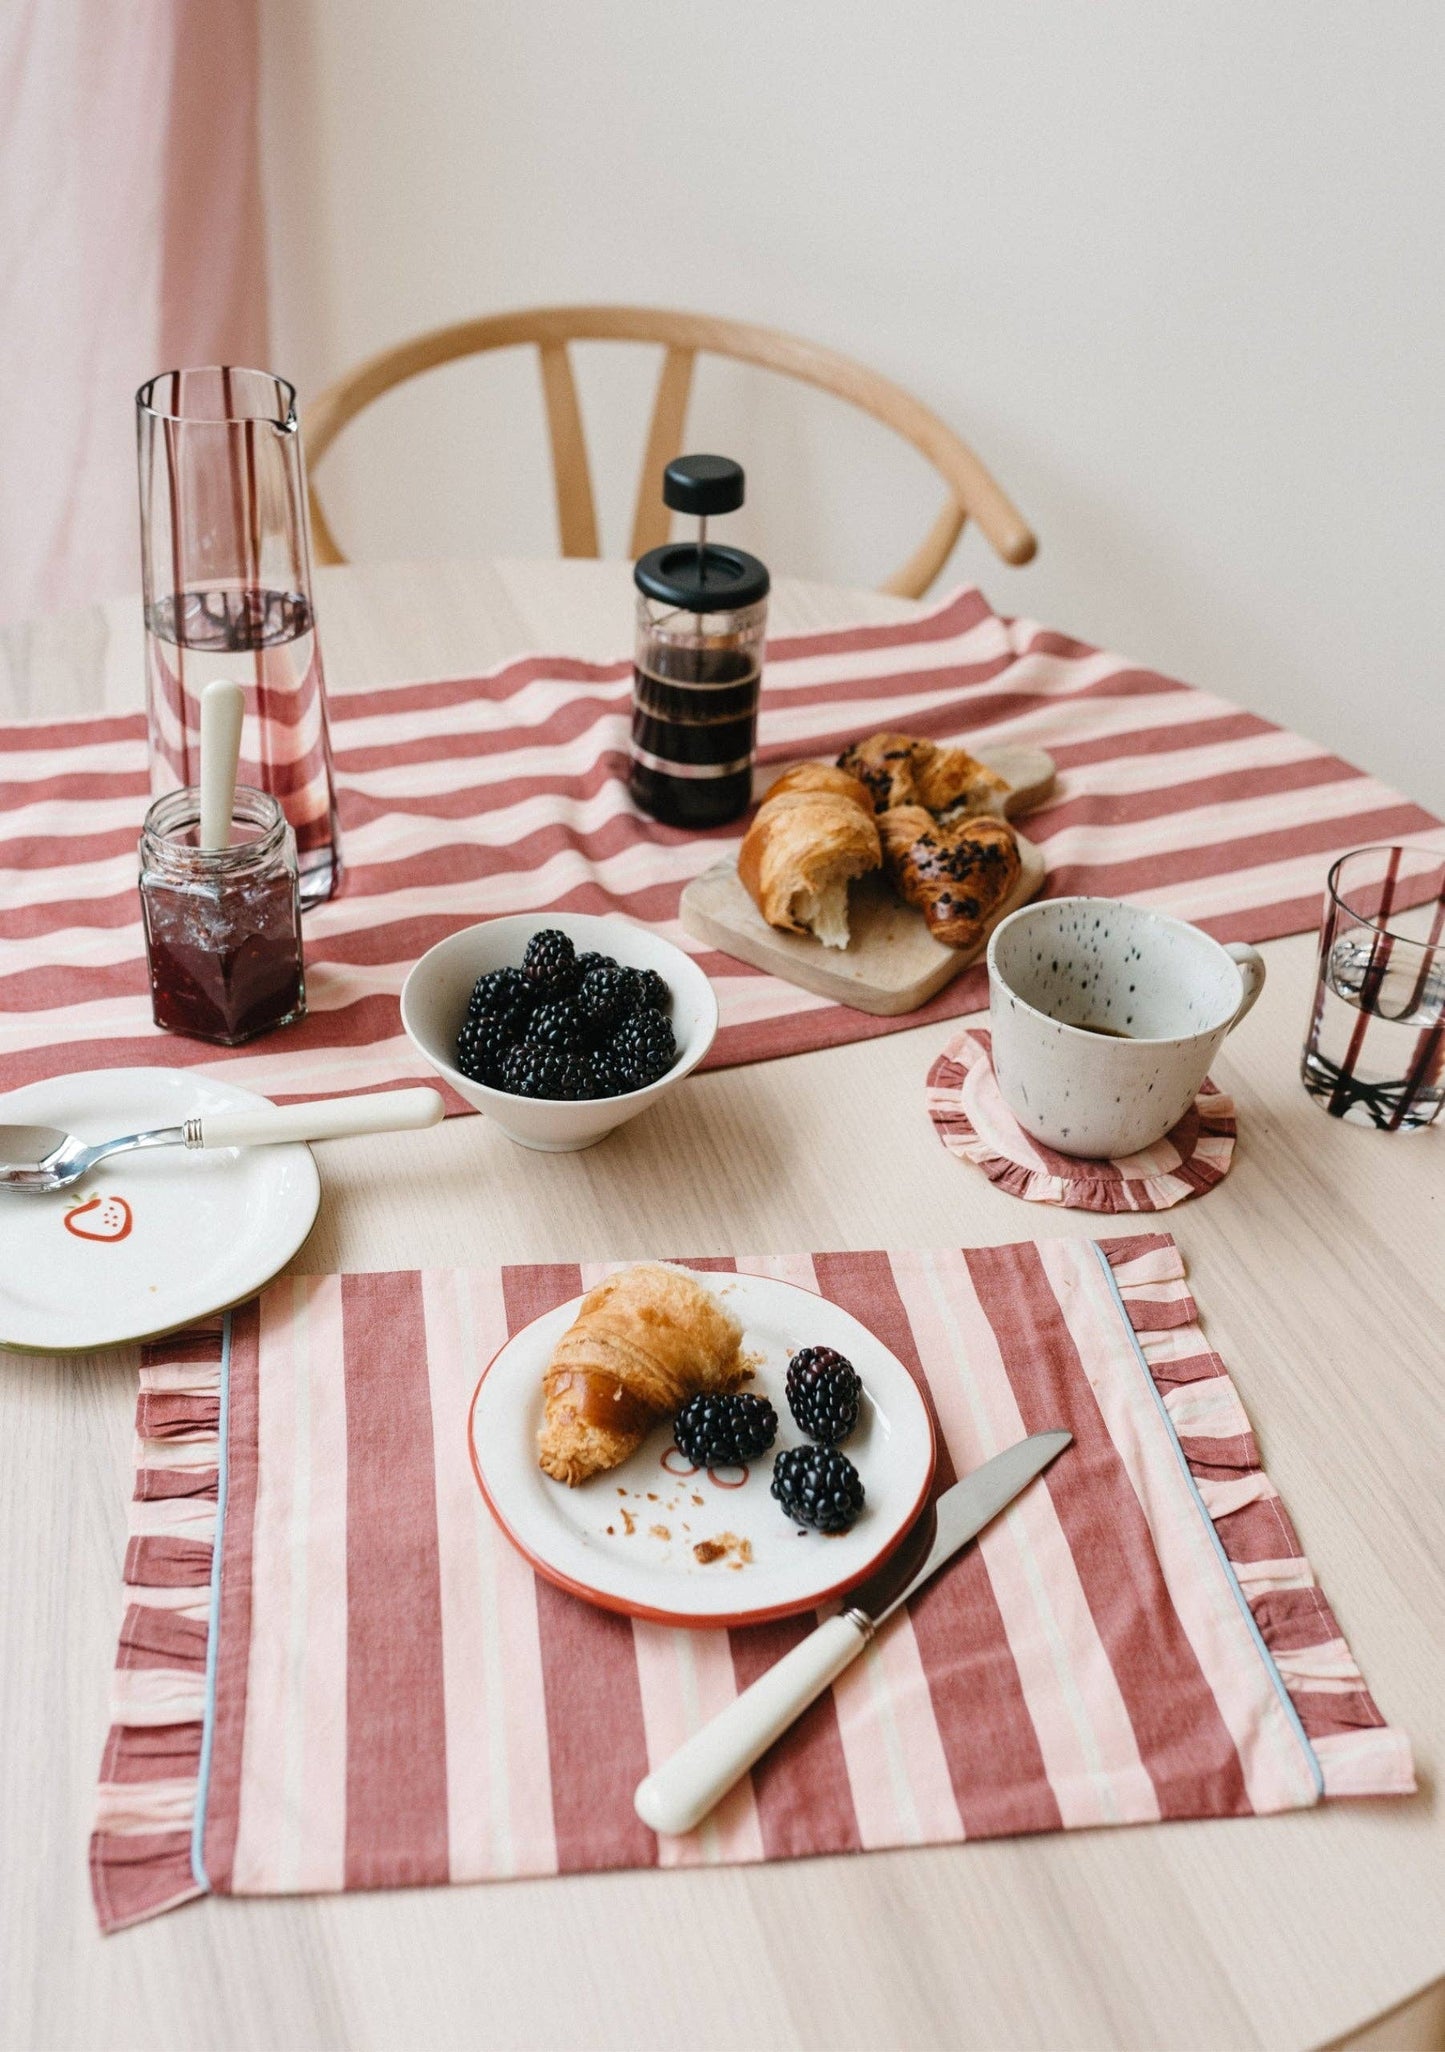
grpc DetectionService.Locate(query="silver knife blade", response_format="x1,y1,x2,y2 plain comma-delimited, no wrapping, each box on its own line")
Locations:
848,1429,1071,1628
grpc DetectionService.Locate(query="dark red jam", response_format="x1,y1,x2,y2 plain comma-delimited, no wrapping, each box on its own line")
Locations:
139,790,306,1046
143,874,305,1044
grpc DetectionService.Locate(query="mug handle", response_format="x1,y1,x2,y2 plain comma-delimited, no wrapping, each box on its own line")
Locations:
1223,943,1266,1030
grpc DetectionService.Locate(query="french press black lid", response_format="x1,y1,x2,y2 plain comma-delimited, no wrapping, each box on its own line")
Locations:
633,454,770,613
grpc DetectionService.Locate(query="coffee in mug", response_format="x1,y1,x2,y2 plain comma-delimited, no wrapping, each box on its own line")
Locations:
986,897,1265,1158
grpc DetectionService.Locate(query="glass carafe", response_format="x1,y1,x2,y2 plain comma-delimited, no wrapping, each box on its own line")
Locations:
137,367,342,907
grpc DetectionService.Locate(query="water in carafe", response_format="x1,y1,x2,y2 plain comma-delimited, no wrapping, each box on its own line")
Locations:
137,368,341,907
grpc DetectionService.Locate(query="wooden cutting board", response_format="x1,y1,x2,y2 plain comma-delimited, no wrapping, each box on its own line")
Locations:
679,746,1054,1019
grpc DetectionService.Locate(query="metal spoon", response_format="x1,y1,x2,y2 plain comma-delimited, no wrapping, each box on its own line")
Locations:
0,1087,445,1194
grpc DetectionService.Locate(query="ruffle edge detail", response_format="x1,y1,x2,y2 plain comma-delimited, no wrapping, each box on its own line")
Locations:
89,1325,223,1933
1098,1234,1415,1800
926,1031,1235,1213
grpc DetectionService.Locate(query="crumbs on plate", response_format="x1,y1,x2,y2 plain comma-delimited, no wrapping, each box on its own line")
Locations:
693,1531,753,1570
606,1484,718,1549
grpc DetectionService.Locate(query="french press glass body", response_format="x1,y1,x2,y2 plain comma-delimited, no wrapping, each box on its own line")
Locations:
630,454,770,829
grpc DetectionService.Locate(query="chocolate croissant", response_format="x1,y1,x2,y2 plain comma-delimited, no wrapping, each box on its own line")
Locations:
837,732,1010,823
737,763,881,949
878,805,1022,951
537,1263,749,1486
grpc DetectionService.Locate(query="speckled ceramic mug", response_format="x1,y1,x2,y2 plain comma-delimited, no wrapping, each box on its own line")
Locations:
987,897,1265,1158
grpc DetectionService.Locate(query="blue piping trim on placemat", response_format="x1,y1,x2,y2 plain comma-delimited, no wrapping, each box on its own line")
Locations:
190,1309,232,1892
1090,1242,1325,1803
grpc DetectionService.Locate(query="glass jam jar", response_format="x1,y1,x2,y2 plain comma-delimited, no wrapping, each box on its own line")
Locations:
139,786,306,1045
630,454,770,829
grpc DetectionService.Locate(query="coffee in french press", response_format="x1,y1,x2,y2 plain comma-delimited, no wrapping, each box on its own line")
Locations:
630,454,770,829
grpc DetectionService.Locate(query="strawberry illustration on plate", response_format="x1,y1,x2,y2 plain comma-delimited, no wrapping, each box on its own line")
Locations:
64,1194,134,1242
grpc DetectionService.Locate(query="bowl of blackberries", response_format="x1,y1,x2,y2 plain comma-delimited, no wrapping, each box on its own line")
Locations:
401,913,719,1150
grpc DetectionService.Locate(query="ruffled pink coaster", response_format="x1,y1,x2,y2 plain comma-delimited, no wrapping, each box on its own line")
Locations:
926,1028,1236,1211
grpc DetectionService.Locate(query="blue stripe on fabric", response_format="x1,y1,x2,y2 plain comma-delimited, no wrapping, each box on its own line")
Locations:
190,1309,232,1892
1090,1242,1324,1803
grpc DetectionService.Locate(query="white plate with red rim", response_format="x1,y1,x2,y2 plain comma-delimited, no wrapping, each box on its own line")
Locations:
0,1067,320,1354
467,1266,938,1627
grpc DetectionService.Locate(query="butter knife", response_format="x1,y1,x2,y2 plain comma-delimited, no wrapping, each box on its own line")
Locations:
634,1427,1071,1836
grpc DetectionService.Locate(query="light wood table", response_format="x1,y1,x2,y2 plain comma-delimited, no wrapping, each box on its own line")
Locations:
2,561,1442,2052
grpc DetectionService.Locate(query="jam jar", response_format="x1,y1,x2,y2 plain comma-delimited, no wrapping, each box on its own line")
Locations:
630,454,770,829
139,786,306,1045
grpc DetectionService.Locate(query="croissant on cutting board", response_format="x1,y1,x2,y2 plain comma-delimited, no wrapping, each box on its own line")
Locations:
878,806,1022,952
737,763,881,949
537,1263,749,1486
836,732,1011,822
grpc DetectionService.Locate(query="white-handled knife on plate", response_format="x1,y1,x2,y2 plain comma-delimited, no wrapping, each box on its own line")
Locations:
633,1428,1071,1838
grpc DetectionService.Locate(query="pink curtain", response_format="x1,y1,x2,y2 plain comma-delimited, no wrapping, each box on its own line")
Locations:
0,0,269,626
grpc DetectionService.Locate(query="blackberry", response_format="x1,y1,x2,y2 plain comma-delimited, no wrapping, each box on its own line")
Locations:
467,966,531,1019
608,1008,677,1091
456,1003,528,1084
552,1049,597,1098
528,998,588,1050
521,928,579,998
577,964,631,1033
609,965,669,1017
579,1049,620,1098
673,1391,778,1469
574,951,616,980
770,1445,865,1534
785,1346,863,1446
632,967,672,1014
500,1041,581,1099
606,966,640,1015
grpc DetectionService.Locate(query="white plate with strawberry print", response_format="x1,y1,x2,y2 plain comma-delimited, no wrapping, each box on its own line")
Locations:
0,1067,320,1353
468,1267,937,1627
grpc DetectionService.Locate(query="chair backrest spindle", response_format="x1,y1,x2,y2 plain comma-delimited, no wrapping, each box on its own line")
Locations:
880,499,969,599
537,341,599,558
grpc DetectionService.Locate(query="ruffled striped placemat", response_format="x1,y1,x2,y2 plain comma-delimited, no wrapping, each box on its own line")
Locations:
4,587,1440,1106
91,1233,1412,1933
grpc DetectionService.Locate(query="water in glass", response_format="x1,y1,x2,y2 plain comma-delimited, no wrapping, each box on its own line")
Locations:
1301,845,1445,1130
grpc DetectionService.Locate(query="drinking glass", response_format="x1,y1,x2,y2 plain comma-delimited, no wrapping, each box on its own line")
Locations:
1301,844,1445,1129
137,367,341,906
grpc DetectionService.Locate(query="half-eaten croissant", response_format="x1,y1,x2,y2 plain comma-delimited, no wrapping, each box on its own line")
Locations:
537,1263,749,1486
737,763,881,949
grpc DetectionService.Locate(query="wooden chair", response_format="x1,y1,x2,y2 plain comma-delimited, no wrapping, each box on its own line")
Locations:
302,305,1036,597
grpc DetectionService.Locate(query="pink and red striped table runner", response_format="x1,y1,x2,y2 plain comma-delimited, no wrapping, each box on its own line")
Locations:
91,1232,1412,1933
6,587,1441,1106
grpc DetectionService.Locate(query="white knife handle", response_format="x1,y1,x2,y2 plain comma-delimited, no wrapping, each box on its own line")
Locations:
634,1610,869,1837
191,1088,445,1150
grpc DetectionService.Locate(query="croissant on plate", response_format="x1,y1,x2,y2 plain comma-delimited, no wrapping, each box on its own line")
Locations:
878,805,1022,952
537,1263,749,1486
737,763,881,949
837,732,1011,823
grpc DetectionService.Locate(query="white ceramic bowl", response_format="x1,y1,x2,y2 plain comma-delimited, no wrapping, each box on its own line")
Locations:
401,913,719,1151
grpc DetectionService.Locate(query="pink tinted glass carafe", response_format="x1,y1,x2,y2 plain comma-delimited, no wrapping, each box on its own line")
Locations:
137,367,342,906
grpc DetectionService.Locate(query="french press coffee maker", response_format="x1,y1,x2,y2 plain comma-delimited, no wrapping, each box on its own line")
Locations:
630,454,770,828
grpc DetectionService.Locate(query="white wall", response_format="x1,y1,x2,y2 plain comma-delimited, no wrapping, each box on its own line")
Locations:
261,1,1445,811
